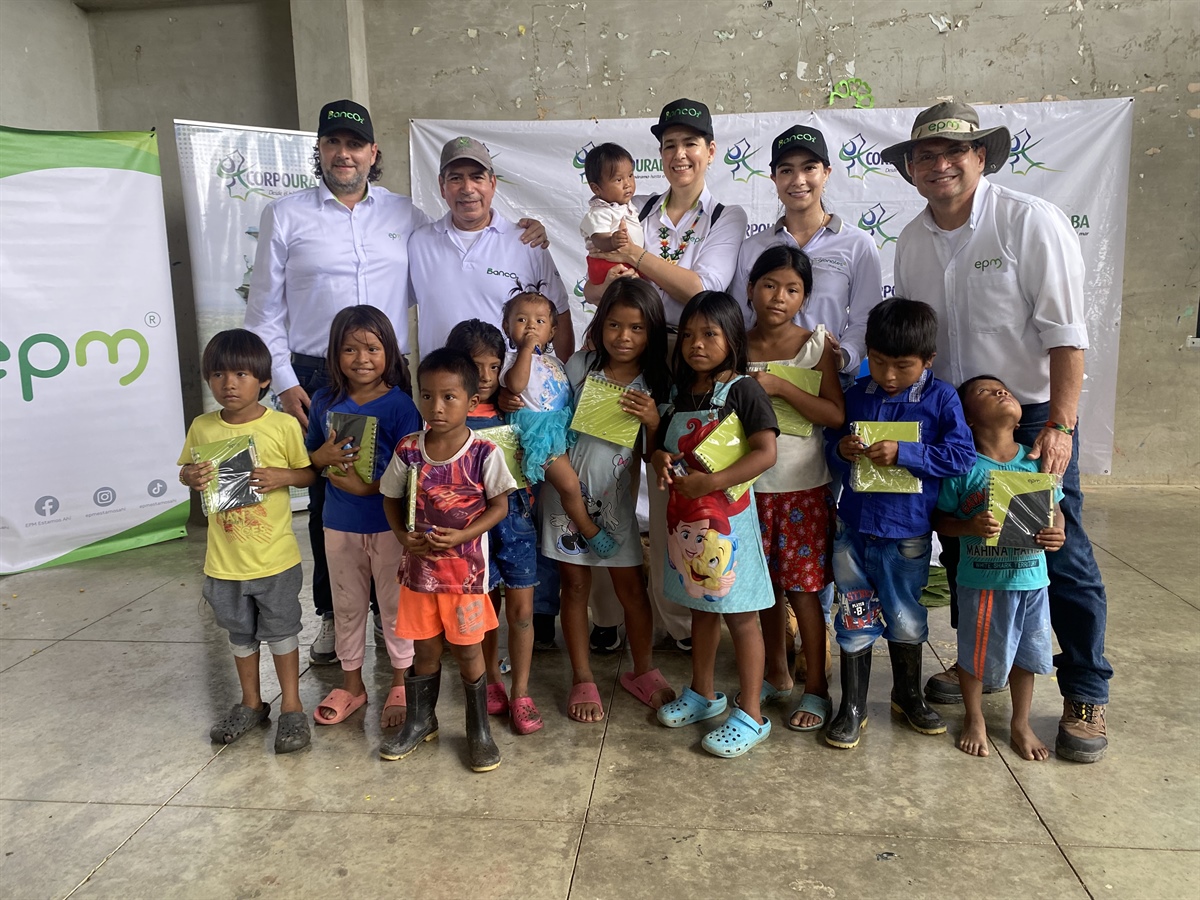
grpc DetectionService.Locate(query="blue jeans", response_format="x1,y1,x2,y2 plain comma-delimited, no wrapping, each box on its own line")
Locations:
832,519,932,654
528,482,561,617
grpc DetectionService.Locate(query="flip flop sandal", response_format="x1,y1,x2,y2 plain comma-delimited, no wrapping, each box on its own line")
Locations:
510,696,545,735
656,686,728,728
701,707,772,758
487,681,510,715
567,682,605,723
210,702,271,744
735,680,792,709
786,692,833,732
274,711,311,754
313,688,368,725
620,668,674,709
380,686,407,728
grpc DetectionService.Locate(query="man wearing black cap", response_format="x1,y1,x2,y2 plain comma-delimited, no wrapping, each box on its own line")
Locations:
883,101,1111,763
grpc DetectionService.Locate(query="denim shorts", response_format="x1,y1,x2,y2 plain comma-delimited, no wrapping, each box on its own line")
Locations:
957,586,1053,688
488,491,539,591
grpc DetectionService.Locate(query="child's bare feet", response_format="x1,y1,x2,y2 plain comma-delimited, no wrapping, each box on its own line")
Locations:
381,686,407,729
1010,722,1050,760
649,685,676,709
568,681,605,723
957,714,990,757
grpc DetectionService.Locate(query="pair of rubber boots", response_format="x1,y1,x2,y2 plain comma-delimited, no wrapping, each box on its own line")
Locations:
379,667,501,772
826,641,946,749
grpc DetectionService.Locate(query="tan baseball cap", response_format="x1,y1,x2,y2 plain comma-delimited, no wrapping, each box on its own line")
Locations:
439,136,493,173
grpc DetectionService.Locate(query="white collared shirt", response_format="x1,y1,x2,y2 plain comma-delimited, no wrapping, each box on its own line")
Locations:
893,177,1088,405
244,181,431,393
731,214,884,375
635,186,748,326
408,211,570,358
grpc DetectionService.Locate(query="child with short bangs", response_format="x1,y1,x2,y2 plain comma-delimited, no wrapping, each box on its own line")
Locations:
580,142,644,284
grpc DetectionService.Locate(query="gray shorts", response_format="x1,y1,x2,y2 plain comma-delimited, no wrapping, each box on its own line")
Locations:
202,564,304,647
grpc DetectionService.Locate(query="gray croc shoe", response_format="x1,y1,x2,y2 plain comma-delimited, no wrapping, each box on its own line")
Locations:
210,702,271,744
274,711,311,754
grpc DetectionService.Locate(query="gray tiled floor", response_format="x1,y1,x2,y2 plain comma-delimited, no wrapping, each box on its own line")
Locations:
1,486,1197,899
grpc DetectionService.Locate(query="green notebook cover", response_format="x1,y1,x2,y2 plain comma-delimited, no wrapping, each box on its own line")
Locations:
569,374,643,449
405,464,419,532
762,363,822,437
476,425,529,488
987,470,1057,548
191,434,262,516
691,411,759,502
325,412,378,484
850,421,922,494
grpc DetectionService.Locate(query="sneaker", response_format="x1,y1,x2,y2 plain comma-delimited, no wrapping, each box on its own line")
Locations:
309,615,338,665
533,613,557,650
590,624,623,654
1056,699,1108,763
373,611,385,648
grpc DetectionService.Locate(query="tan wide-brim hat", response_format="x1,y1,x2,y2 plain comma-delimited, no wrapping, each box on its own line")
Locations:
881,101,1011,184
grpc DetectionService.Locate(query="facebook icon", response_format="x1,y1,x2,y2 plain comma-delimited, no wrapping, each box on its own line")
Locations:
34,496,60,517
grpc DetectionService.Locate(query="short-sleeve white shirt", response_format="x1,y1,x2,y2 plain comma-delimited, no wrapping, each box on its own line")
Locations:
580,198,644,254
892,177,1088,405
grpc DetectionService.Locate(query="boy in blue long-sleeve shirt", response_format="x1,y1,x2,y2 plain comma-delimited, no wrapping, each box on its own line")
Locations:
823,298,976,750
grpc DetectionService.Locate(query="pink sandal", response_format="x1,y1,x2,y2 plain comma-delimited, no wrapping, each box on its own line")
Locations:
313,688,367,725
510,696,544,735
567,682,605,723
380,685,406,728
620,668,675,709
487,681,510,715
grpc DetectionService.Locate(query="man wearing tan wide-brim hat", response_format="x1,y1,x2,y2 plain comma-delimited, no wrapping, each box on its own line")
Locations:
886,101,1111,765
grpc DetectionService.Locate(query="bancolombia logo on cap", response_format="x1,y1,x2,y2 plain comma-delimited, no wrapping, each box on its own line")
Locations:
666,105,704,119
328,109,366,123
777,131,818,151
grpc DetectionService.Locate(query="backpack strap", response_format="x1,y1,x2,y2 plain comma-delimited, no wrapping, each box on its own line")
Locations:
711,202,724,225
638,194,662,222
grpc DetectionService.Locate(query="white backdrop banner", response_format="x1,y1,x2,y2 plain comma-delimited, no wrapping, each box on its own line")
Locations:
411,99,1132,475
0,127,188,572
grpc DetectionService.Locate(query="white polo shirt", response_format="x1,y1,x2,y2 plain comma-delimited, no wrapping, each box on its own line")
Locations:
893,177,1088,405
731,214,883,375
635,186,748,327
408,211,570,358
244,181,431,394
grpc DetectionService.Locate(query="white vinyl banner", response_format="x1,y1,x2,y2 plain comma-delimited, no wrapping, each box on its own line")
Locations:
411,99,1131,475
0,127,189,572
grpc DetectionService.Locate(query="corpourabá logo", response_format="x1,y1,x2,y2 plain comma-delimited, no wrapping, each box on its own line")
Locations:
723,139,767,183
572,143,662,182
1007,128,1060,176
839,133,892,181
572,142,596,183
216,149,317,201
857,203,897,248
1,328,150,402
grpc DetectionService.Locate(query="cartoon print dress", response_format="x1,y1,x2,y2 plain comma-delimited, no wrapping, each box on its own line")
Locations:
660,375,776,614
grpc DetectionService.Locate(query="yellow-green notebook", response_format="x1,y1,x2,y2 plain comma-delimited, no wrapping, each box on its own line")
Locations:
850,421,922,493
569,374,643,449
761,363,822,437
476,425,528,488
986,470,1057,548
325,412,378,484
691,412,759,502
191,434,262,516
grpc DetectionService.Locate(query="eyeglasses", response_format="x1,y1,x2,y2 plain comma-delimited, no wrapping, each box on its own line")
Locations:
909,143,979,168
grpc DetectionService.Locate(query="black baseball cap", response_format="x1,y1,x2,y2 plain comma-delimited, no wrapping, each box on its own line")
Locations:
770,125,831,169
651,98,714,141
317,99,374,143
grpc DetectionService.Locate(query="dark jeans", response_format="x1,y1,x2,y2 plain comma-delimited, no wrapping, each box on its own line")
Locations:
528,482,561,617
944,402,1112,704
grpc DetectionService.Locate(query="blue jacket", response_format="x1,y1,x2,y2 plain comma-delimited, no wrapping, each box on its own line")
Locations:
825,370,976,539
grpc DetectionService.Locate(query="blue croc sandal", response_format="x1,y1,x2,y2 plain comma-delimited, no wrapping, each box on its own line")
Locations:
786,692,833,732
657,686,727,728
702,707,772,758
587,528,620,559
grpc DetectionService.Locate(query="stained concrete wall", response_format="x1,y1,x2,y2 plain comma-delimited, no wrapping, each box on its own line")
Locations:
0,0,98,130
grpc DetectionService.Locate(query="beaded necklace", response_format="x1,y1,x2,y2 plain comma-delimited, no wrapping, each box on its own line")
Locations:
658,200,705,263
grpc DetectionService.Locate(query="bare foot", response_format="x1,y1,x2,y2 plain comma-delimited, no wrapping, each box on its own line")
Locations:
317,692,367,721
789,695,830,730
1010,722,1050,760
649,685,676,709
957,715,990,756
569,697,604,722
381,701,406,729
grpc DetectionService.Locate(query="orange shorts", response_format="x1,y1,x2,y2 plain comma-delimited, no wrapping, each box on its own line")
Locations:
397,586,498,645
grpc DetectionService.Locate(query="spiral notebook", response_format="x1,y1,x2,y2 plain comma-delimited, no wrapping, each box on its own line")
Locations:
191,434,262,516
849,421,922,494
752,363,822,437
324,412,378,484
987,470,1057,549
691,411,759,502
569,374,643,449
476,425,528,488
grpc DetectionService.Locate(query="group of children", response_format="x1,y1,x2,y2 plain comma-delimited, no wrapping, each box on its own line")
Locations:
179,147,1065,766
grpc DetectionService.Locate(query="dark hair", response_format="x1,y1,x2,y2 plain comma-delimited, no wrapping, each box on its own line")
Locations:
585,277,671,403
202,329,272,399
584,142,634,187
671,291,748,389
312,143,383,183
324,305,402,402
865,297,938,360
501,281,557,345
417,347,478,397
746,245,814,310
957,373,1008,409
446,318,506,363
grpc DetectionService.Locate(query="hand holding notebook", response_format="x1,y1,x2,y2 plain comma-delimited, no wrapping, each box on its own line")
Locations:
569,374,644,449
849,421,922,494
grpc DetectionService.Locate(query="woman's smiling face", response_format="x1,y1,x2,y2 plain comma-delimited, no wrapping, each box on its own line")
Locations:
659,126,715,191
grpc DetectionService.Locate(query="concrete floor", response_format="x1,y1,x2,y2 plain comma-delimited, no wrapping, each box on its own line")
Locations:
1,485,1197,899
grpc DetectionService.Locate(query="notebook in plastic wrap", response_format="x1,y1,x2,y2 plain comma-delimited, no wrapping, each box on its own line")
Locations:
569,374,643,449
748,362,822,437
987,470,1057,548
325,412,378,484
691,411,759,502
476,425,528,488
850,421,922,494
191,435,262,516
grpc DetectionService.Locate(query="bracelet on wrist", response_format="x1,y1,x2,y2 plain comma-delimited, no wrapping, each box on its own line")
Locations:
635,249,648,271
1046,421,1074,435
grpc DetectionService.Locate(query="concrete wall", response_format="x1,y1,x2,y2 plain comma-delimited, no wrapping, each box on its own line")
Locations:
358,0,1199,484
0,0,98,130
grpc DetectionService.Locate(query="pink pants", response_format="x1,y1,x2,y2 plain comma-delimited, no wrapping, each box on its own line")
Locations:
324,529,413,671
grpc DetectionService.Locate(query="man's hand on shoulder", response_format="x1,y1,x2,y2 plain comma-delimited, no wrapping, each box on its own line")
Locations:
278,385,312,430
516,217,550,249
1028,426,1072,476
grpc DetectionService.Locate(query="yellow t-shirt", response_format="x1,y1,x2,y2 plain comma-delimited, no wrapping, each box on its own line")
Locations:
178,408,309,581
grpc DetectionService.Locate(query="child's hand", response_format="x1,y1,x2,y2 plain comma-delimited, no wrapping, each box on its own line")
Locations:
750,370,785,397
672,470,714,500
180,461,213,491
249,467,293,493
863,440,899,467
497,386,524,414
838,434,865,461
1036,524,1066,552
425,526,468,551
619,389,659,427
968,511,1002,540
311,428,358,472
518,330,542,353
398,529,431,556
650,450,678,490
612,221,630,250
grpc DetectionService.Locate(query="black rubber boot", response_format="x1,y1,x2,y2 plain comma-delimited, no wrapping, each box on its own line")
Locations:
379,666,440,761
463,673,502,772
888,641,947,735
826,648,872,749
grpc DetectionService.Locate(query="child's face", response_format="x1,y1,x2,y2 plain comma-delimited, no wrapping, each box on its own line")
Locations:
471,349,503,399
207,369,269,416
962,378,1021,428
866,349,934,397
418,370,478,434
505,297,556,350
749,265,807,326
679,315,729,378
601,302,648,365
589,158,636,205
338,328,386,387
